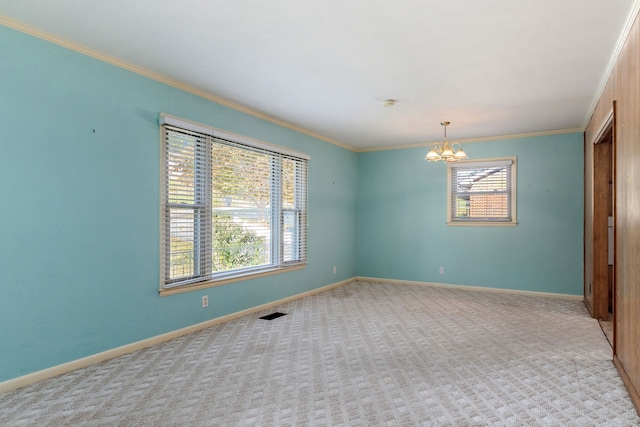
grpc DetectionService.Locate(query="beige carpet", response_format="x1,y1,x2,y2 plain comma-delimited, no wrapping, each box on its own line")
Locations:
1,281,638,426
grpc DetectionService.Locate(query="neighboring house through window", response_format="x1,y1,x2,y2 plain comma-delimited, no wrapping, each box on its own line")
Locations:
447,157,517,225
160,115,309,292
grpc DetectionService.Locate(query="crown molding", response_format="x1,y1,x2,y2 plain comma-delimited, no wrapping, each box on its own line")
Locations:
582,0,640,128
357,128,584,153
0,15,356,152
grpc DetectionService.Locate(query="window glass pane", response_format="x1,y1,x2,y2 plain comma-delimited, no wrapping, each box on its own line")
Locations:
467,193,508,218
211,142,270,272
211,212,269,272
283,209,300,262
168,208,195,280
166,131,202,205
454,167,507,193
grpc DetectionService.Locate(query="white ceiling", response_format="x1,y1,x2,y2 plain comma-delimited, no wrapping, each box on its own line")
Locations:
0,1,637,150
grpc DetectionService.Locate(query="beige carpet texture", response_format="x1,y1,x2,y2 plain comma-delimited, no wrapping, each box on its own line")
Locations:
1,280,638,426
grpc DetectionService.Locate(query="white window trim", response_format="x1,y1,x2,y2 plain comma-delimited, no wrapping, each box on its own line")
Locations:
159,114,309,295
446,156,518,227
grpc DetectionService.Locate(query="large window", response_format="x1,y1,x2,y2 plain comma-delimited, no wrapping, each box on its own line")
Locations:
160,115,309,291
447,157,517,225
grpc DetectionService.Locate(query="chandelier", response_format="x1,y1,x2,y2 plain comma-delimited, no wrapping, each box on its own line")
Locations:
425,121,468,163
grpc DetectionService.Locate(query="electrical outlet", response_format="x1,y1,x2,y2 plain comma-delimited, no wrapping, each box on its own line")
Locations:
333,266,337,274
439,266,445,275
202,295,208,308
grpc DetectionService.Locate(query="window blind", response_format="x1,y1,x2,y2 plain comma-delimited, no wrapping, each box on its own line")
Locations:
160,116,308,289
449,159,513,222
163,127,213,284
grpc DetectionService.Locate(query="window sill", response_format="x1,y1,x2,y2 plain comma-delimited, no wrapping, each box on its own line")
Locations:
159,263,306,297
446,221,518,227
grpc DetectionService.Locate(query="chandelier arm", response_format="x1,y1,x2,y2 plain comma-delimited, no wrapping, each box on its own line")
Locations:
426,121,468,164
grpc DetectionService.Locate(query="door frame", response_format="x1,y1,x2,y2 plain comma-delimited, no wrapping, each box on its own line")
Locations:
585,101,616,350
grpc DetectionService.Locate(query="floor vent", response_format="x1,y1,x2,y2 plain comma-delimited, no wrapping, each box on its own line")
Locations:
260,312,287,320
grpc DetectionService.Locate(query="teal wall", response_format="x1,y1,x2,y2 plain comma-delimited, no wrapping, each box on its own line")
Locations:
0,26,357,382
0,24,584,383
356,133,584,295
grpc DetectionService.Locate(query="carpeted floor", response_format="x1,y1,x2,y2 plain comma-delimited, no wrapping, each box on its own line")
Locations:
1,280,638,426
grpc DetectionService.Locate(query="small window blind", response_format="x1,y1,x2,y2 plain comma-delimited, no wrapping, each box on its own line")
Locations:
448,159,515,223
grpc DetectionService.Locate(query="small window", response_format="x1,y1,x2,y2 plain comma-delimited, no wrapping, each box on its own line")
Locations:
160,115,309,291
447,157,517,226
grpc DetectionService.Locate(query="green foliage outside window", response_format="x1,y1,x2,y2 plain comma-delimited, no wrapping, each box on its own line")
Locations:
213,215,266,271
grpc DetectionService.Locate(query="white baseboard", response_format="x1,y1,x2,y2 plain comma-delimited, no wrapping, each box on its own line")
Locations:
0,278,356,394
356,276,584,301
